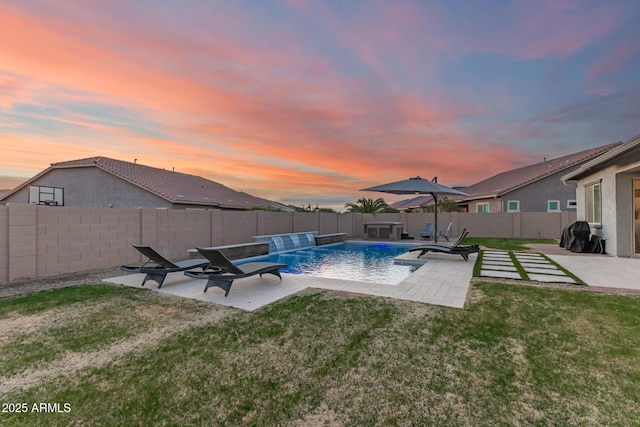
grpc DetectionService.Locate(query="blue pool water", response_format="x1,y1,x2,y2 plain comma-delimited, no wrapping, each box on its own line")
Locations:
237,242,418,285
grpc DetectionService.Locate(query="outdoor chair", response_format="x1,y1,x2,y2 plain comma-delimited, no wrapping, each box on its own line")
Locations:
408,229,479,261
420,222,434,240
184,247,287,296
120,245,210,288
437,222,453,242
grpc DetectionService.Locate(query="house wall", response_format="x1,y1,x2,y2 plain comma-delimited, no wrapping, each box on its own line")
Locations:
503,171,579,212
465,199,502,213
3,167,174,209
573,148,640,257
0,205,576,282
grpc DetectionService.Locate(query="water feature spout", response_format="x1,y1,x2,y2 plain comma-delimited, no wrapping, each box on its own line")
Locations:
253,232,318,254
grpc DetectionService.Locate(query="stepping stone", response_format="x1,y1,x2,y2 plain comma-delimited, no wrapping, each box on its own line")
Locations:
520,262,557,269
483,260,515,266
481,270,522,279
483,265,518,272
483,255,512,261
518,260,550,265
514,255,545,261
524,267,565,275
528,274,576,284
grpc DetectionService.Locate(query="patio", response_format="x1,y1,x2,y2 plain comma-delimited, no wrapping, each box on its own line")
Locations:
106,243,640,312
105,252,477,311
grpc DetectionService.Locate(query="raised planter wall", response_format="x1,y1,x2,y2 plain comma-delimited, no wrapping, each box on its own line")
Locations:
315,233,347,246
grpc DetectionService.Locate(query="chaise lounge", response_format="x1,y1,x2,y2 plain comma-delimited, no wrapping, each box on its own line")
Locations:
120,245,210,288
408,229,479,261
184,247,288,296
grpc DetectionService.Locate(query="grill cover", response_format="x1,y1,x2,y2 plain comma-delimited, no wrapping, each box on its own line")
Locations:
560,221,591,253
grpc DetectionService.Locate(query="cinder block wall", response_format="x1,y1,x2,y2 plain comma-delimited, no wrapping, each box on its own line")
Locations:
0,206,9,281
0,205,576,282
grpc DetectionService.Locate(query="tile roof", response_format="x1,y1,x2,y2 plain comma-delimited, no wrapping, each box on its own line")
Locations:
459,142,622,201
562,134,640,182
50,156,268,209
390,195,435,210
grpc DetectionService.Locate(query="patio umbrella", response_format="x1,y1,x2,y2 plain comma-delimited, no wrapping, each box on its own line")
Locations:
361,176,469,243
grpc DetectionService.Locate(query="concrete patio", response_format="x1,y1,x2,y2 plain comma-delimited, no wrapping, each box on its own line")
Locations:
105,243,640,312
105,252,477,311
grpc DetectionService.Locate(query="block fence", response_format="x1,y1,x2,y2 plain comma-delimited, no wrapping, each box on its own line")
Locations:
0,205,576,282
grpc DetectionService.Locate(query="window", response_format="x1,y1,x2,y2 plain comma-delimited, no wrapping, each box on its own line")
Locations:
585,182,601,225
547,200,560,212
28,185,64,206
476,203,490,213
567,200,577,209
506,200,520,212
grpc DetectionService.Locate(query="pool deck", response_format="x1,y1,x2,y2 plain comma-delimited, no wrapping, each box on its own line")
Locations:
105,251,476,311
105,242,640,312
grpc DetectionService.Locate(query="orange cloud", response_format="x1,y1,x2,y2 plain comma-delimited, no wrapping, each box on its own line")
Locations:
1,1,623,209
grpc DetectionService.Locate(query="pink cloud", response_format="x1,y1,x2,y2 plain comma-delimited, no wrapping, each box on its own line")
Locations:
585,42,636,83
0,1,612,206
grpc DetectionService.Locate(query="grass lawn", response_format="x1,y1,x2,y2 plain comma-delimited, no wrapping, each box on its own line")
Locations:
1,283,639,426
462,237,557,251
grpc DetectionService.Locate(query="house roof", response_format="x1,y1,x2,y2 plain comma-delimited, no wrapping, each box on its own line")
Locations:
1,156,269,210
390,195,435,210
458,142,622,202
561,134,640,182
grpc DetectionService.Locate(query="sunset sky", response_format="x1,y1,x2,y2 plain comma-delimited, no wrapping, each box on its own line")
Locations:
1,0,639,209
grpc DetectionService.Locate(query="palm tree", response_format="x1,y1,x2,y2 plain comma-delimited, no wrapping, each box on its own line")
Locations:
345,197,396,213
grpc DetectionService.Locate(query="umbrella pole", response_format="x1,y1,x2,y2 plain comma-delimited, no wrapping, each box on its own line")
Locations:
432,192,438,243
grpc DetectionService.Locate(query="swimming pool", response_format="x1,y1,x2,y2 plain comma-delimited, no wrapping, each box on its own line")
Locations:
237,242,418,285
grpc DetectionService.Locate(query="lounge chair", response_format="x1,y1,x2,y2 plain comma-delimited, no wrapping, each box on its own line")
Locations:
120,245,210,288
408,229,479,261
184,247,287,296
437,222,453,242
420,222,434,240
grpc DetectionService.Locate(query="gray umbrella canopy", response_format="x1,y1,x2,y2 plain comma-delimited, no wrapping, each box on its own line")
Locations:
361,176,469,243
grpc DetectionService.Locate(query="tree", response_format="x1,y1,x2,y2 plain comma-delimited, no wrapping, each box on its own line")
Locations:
295,204,336,213
345,197,398,213
422,196,460,213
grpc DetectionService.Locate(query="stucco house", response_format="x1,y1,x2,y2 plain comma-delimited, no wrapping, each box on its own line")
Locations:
457,142,621,213
0,157,270,210
561,134,640,257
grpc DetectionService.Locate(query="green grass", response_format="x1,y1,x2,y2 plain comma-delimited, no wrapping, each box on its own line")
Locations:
463,237,557,251
1,284,640,425
0,285,211,377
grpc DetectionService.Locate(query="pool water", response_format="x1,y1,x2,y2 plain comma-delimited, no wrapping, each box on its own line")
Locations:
237,242,418,285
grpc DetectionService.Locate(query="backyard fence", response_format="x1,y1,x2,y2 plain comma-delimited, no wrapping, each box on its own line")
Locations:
0,204,576,282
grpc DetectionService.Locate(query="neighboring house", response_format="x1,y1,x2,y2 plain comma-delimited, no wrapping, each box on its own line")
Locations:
0,189,10,199
457,142,621,213
561,134,640,257
390,195,435,211
391,189,466,212
0,157,270,210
